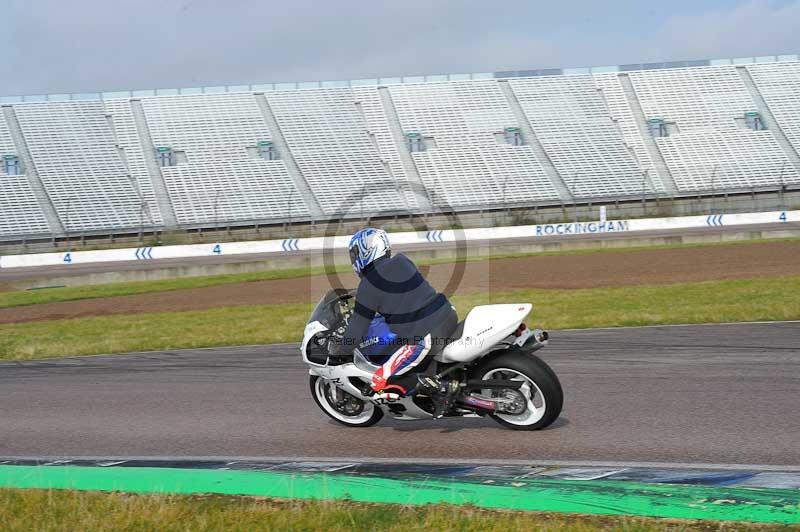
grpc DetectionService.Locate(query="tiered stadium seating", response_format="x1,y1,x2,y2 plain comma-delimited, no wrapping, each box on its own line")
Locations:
265,88,410,216
0,114,51,237
656,129,795,191
140,93,310,225
387,80,560,208
0,116,51,238
103,99,165,226
592,73,668,193
0,113,16,159
0,173,51,237
747,62,800,159
1,58,798,240
629,66,754,130
508,76,644,198
13,101,145,232
628,66,798,191
351,86,416,205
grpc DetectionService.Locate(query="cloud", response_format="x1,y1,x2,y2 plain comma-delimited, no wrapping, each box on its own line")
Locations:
652,0,800,60
0,0,798,95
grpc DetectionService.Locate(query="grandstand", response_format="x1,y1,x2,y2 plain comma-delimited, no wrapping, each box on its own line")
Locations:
0,55,798,243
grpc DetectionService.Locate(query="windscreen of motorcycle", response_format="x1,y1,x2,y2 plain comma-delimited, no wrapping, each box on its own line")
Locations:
308,288,355,328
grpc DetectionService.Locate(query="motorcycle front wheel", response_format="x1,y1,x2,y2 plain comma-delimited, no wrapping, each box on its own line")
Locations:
309,376,383,427
471,350,563,431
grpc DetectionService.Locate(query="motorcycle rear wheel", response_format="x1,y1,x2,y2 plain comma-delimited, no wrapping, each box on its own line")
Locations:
471,350,563,430
309,375,383,427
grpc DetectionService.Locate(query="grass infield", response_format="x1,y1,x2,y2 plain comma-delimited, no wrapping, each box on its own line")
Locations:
1,276,798,360
0,480,796,532
0,488,779,532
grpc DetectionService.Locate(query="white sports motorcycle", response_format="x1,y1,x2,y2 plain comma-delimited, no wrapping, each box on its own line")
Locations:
301,289,563,430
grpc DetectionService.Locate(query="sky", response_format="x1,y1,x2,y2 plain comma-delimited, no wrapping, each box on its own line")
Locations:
2,0,799,96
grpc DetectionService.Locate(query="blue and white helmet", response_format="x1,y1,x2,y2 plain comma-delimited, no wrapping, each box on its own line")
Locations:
348,228,391,276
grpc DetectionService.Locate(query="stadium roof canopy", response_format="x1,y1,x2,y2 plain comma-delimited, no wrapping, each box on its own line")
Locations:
1,53,797,104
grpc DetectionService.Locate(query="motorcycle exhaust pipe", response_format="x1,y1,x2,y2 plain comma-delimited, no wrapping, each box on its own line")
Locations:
457,395,497,412
519,328,548,352
459,385,528,414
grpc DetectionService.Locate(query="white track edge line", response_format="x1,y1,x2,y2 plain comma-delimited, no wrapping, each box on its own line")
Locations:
2,455,799,472
558,319,800,332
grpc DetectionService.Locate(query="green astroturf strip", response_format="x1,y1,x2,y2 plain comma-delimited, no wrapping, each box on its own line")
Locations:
0,466,797,524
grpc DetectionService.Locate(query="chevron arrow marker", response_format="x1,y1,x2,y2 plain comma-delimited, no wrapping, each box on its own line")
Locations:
282,239,300,251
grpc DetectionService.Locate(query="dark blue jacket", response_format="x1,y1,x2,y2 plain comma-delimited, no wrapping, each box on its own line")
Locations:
335,253,452,353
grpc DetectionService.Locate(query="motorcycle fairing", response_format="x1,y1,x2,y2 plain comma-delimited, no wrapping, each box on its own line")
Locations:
308,360,439,420
436,304,532,363
301,320,330,366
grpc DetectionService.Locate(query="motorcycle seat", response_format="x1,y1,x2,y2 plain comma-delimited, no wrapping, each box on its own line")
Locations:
445,320,466,346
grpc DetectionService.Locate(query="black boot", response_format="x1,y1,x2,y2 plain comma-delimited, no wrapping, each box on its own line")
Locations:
416,375,442,395
417,375,458,419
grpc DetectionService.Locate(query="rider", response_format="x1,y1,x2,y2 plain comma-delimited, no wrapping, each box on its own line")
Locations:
330,228,458,404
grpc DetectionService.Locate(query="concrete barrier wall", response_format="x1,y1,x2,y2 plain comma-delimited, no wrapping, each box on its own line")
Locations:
3,188,799,256
1,210,797,270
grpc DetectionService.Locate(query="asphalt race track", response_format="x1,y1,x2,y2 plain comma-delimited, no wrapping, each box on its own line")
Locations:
2,223,797,283
1,322,798,466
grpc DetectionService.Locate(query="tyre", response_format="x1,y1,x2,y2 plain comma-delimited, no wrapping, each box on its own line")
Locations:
470,350,563,430
309,376,383,427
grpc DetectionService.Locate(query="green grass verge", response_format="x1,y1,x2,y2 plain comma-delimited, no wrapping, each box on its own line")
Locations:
2,276,798,361
0,489,777,531
2,236,797,310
